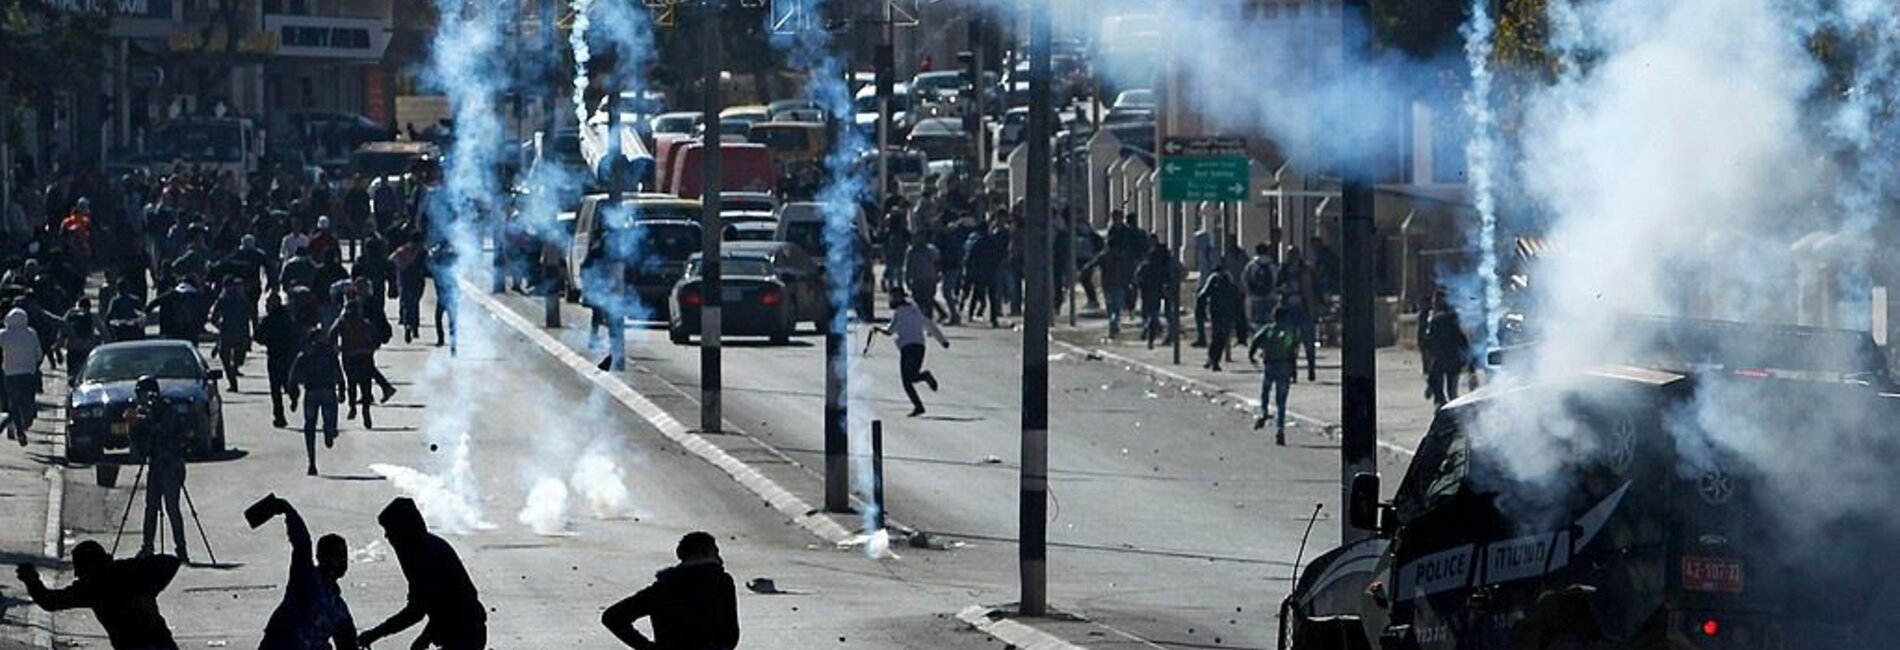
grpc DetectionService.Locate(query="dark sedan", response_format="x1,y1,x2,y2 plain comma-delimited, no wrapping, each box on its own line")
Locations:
668,242,828,345
66,340,227,462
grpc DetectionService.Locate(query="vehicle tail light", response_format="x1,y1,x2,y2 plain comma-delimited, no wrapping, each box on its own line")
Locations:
1701,618,1720,637
680,290,703,307
760,289,781,306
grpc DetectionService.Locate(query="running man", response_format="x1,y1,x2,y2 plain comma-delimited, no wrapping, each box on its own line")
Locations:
873,290,950,417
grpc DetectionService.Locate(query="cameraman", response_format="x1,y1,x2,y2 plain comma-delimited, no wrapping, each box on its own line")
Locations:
128,375,190,561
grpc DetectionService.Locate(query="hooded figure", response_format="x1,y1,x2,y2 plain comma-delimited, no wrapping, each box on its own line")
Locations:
602,532,740,650
358,498,486,650
1,307,43,442
15,540,182,650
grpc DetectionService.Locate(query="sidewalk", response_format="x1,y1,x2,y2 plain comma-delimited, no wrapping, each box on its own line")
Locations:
1051,308,1443,456
0,363,73,650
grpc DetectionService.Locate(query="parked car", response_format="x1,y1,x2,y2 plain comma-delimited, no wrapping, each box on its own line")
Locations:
66,340,227,462
649,112,704,137
907,117,972,162
723,220,778,242
566,194,703,308
722,191,778,215
853,83,914,137
773,202,875,318
669,242,828,344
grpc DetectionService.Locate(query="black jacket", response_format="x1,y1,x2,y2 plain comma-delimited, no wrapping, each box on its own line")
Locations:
23,555,182,650
602,560,740,650
362,499,486,646
287,339,343,392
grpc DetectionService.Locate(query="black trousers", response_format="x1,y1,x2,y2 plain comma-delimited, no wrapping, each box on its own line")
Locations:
899,344,934,411
267,353,294,424
142,462,187,556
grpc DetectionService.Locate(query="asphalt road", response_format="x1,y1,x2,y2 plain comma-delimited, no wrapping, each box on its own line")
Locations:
481,287,1369,649
51,297,1006,649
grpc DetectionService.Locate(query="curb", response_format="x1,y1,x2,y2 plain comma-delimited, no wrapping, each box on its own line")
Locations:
461,283,863,545
1051,337,1417,458
956,605,1093,650
28,389,70,650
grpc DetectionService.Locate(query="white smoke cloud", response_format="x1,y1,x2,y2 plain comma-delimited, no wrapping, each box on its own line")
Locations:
370,432,496,535
516,477,573,536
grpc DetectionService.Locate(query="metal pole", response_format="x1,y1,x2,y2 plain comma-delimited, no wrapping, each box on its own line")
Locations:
1339,0,1378,542
1018,4,1052,618
607,89,628,372
872,419,886,530
877,4,893,213
699,0,724,434
540,0,561,328
824,319,849,511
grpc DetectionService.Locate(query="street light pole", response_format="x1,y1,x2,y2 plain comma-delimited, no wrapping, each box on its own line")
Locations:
1019,1,1053,618
540,0,561,328
1338,0,1378,542
699,0,724,434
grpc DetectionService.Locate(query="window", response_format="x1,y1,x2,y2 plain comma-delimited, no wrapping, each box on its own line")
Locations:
1394,413,1469,519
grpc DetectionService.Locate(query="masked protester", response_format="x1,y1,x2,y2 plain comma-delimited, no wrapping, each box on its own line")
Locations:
15,540,182,650
602,532,740,650
358,498,486,650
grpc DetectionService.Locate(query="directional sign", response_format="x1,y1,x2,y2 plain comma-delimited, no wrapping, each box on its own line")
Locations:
1160,137,1250,202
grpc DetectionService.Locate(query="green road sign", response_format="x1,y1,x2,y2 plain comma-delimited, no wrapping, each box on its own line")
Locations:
1160,155,1250,202
1160,136,1250,202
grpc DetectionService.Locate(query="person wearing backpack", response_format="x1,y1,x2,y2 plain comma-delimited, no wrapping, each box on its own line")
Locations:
1241,243,1278,332
1249,304,1301,445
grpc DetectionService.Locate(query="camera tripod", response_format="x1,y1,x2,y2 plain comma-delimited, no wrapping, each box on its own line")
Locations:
108,457,218,565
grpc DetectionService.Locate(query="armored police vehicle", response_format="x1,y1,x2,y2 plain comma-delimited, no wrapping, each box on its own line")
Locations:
1283,317,1900,650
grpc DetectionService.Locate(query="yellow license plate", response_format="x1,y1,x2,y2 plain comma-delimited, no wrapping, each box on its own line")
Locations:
111,422,131,436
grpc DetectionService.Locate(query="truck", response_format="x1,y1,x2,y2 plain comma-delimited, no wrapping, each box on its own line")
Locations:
1283,316,1900,650
138,116,263,193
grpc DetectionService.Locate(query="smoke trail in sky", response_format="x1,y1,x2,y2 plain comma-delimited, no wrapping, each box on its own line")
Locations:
568,0,595,126
1461,1,1502,356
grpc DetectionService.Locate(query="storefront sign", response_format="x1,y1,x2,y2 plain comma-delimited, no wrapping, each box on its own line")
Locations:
264,14,391,60
34,0,171,19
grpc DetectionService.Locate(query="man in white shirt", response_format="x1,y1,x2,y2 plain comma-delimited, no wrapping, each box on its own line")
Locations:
874,290,950,417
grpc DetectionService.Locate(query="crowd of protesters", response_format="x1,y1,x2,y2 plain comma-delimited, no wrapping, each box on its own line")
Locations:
0,158,461,469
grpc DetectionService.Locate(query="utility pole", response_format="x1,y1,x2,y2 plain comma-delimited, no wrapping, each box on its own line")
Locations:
541,0,561,328
699,0,724,434
1338,0,1378,541
876,8,893,217
1019,2,1052,618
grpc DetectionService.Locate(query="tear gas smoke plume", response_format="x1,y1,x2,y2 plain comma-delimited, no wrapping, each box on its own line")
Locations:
770,0,887,546
379,1,640,538
371,432,495,535
1461,1,1504,354
1456,0,1900,567
573,0,660,325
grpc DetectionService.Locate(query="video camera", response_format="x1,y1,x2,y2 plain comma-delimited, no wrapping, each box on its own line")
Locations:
124,391,182,463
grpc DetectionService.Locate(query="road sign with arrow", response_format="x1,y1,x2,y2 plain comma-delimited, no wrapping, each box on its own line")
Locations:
1160,136,1249,202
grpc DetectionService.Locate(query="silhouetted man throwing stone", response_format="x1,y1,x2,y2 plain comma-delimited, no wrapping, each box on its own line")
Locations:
602,531,740,650
250,494,357,650
358,497,486,650
15,540,182,650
